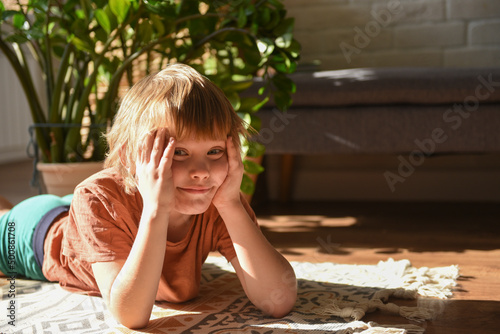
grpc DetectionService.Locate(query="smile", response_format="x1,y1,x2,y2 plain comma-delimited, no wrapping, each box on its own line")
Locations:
178,187,211,194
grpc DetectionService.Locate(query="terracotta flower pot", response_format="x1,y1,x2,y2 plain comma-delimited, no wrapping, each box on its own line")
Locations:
36,162,103,196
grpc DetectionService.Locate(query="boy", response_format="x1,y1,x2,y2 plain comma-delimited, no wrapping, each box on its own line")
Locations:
0,64,297,329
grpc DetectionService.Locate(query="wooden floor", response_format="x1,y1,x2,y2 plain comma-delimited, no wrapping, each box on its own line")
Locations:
1,160,499,334
253,201,500,334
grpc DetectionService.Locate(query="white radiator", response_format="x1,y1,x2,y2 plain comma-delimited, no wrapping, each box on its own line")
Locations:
0,52,42,163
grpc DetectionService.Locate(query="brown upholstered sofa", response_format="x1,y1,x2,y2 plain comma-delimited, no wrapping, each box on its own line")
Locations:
254,67,500,155
251,67,500,201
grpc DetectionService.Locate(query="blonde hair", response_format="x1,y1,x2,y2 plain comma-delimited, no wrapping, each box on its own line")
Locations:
105,63,247,194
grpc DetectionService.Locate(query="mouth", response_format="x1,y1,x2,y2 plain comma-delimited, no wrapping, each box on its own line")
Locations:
178,187,212,195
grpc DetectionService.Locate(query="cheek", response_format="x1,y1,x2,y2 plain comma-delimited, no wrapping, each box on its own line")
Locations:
211,158,228,185
170,161,182,184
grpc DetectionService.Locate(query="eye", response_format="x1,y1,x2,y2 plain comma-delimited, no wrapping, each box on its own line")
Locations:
208,148,225,157
174,149,188,156
208,148,222,155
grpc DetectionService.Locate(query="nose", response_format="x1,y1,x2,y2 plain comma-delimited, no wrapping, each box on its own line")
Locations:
188,159,209,180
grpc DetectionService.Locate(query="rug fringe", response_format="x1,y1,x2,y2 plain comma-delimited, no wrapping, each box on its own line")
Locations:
358,322,426,334
319,297,434,322
379,259,460,299
319,259,459,324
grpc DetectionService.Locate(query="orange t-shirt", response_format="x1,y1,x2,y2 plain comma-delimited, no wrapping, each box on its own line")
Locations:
42,168,257,302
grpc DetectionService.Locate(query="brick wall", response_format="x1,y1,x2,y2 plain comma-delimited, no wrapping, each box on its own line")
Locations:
286,0,500,69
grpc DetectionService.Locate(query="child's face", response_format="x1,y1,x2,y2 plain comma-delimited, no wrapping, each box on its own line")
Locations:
170,135,228,215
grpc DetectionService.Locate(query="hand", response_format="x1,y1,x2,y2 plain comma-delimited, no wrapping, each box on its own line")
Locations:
135,128,176,216
213,137,244,210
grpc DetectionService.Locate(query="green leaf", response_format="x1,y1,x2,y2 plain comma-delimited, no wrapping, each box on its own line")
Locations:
271,51,296,73
239,96,269,114
138,19,153,43
94,27,108,43
265,10,281,30
4,33,29,44
1,10,16,22
273,73,296,94
286,39,301,59
252,96,270,112
258,7,271,26
0,2,5,17
238,111,252,126
240,173,255,195
75,9,86,20
246,141,266,158
144,0,177,17
249,114,261,131
274,90,292,111
273,17,295,36
226,91,241,111
79,0,93,20
225,80,253,93
12,13,25,29
274,18,294,49
150,14,165,36
239,97,261,112
70,35,93,54
95,9,111,34
237,7,247,28
110,0,131,24
244,159,265,175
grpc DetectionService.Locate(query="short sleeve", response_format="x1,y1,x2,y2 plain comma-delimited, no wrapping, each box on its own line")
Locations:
213,194,259,262
61,179,140,263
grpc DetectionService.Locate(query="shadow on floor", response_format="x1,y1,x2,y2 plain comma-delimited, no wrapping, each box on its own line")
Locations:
255,201,500,254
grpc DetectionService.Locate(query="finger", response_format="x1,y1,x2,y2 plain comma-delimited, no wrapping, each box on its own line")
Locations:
159,137,176,171
151,128,167,165
143,130,156,163
226,136,242,169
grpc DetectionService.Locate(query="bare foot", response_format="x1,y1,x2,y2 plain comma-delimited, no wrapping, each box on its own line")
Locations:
0,195,13,216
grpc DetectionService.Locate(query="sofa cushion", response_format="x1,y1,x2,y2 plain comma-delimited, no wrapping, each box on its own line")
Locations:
254,67,500,107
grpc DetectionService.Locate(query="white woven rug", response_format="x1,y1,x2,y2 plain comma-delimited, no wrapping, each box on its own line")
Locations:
0,256,459,334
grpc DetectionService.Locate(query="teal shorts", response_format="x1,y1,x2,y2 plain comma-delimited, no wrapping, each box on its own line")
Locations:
0,194,73,281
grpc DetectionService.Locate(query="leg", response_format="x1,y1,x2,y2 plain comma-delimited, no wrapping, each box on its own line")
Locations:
0,194,72,281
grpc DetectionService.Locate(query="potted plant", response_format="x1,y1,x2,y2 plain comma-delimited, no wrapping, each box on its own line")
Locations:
0,0,300,196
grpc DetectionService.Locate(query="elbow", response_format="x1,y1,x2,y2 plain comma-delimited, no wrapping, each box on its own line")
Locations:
115,312,150,329
107,297,151,329
269,305,294,319
258,286,297,318
268,295,296,318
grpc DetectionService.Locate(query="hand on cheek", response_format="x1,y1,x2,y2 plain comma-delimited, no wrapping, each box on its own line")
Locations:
213,137,243,209
135,128,176,215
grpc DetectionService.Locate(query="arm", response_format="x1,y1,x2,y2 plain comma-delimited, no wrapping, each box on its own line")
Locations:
92,129,175,329
213,138,297,318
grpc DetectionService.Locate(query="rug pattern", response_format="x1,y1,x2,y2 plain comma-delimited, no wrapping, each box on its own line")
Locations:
0,257,458,334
